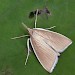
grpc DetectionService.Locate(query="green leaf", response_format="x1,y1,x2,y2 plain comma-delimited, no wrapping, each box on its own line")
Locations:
0,0,75,75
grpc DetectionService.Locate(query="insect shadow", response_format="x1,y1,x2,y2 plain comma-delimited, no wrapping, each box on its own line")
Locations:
29,7,51,19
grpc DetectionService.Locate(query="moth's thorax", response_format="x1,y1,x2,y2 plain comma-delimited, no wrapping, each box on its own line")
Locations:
28,29,42,38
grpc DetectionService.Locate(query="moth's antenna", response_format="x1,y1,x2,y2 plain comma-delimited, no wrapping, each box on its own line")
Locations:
22,22,29,30
34,9,38,28
11,23,30,39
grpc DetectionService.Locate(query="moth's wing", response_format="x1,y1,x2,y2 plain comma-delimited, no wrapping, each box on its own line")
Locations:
30,35,58,73
33,28,72,53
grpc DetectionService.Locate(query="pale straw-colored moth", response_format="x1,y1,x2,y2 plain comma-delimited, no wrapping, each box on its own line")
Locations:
11,9,72,73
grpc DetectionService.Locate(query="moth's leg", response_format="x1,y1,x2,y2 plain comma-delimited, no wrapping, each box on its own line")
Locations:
25,38,31,65
27,38,31,52
45,26,56,30
11,35,29,39
34,9,38,28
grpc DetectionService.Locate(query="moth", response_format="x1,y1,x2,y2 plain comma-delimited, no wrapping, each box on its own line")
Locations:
11,9,72,73
29,7,51,18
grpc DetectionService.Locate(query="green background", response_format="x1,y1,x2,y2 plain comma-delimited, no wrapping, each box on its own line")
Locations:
0,0,75,75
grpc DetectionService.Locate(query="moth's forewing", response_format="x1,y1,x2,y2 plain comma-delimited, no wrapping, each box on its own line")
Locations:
28,28,72,73
33,28,72,53
29,30,58,73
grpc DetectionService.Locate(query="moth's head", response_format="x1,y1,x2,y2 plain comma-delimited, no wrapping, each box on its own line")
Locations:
22,22,33,35
28,28,33,35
